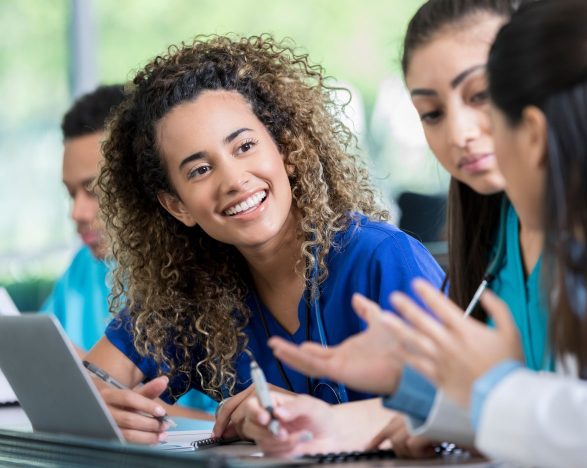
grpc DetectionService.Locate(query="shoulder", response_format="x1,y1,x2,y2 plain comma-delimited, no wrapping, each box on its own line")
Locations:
335,214,433,260
69,246,104,270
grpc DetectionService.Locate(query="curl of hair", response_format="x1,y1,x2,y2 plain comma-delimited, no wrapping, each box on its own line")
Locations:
98,34,387,398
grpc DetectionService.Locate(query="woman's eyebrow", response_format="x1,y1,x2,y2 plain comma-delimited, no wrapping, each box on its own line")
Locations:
179,151,206,170
224,127,252,144
178,128,255,170
450,64,486,88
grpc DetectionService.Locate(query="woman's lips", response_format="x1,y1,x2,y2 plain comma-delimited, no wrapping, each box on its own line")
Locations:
459,153,495,174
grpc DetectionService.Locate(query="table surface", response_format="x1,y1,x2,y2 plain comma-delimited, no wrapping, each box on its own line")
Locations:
0,406,504,467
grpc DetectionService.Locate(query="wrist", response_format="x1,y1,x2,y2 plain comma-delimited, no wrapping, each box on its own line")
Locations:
215,397,229,418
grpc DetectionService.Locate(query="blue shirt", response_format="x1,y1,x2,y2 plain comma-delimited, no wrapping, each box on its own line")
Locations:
384,203,553,418
105,215,445,404
40,246,111,351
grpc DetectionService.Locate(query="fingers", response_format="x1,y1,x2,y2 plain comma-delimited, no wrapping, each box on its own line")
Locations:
387,294,444,357
480,290,515,334
406,437,437,459
121,427,167,445
101,385,169,444
366,414,399,450
269,337,334,378
387,417,410,457
136,375,169,400
102,386,168,419
213,386,254,437
241,398,287,443
411,279,467,329
256,429,313,458
111,406,170,432
351,293,385,323
273,394,325,422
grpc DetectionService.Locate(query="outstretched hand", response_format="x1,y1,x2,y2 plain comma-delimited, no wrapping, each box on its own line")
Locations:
268,293,405,395
382,279,523,407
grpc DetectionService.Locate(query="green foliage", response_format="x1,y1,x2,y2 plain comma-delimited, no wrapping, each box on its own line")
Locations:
95,0,425,109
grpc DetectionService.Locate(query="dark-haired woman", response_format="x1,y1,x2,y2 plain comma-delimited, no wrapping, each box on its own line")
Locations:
379,1,587,466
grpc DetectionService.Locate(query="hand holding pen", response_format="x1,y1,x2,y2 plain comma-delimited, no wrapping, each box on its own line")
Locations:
250,359,282,437
83,360,176,443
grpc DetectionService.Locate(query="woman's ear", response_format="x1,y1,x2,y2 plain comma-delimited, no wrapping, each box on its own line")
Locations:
520,106,547,169
157,192,197,227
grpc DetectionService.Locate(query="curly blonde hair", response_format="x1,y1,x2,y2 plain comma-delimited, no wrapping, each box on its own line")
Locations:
99,34,388,399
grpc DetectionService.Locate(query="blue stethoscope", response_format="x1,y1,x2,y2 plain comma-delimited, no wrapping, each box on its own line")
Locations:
256,257,349,404
464,196,509,316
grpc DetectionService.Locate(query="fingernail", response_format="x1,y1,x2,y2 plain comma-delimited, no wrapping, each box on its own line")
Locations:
274,407,289,419
299,431,313,442
158,432,168,442
162,422,171,431
154,406,166,416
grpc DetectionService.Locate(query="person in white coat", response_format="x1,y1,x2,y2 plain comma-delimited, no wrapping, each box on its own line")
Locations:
383,1,587,466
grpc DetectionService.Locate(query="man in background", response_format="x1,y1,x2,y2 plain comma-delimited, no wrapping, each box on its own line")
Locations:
41,85,122,352
42,85,216,417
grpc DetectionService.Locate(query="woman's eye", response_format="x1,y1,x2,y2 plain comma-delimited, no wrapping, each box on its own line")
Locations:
236,138,258,155
470,90,490,104
420,110,442,124
83,180,98,197
188,165,211,179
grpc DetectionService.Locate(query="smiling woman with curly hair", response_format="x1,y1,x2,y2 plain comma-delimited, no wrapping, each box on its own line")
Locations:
85,34,444,444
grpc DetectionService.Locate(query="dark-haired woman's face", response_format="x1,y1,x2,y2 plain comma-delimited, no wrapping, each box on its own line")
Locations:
405,14,506,195
490,104,546,230
155,90,296,254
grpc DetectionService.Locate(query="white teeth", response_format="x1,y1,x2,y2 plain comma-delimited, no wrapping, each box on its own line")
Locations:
224,191,267,216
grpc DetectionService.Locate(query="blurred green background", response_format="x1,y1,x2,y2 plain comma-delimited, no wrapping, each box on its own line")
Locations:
1,0,450,310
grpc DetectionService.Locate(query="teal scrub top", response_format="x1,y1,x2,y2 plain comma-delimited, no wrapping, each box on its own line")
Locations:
40,246,111,351
490,203,554,371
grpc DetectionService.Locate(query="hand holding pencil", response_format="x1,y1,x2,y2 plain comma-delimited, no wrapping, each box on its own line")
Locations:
83,360,175,444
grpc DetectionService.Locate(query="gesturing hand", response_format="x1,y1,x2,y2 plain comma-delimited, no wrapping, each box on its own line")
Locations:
382,279,523,408
268,293,405,395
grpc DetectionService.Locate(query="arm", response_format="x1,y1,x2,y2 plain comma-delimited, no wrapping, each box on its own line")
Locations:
404,390,475,447
476,368,587,468
242,394,396,457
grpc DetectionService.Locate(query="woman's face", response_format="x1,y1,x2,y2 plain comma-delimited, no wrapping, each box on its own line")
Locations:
155,90,296,254
490,105,546,230
405,14,506,195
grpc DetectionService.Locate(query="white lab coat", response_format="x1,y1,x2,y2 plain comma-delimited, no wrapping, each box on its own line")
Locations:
405,391,475,447
477,367,587,468
407,358,585,468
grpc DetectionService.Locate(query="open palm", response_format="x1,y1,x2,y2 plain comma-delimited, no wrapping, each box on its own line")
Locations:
269,293,405,394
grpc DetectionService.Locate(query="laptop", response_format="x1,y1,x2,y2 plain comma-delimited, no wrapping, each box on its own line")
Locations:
0,314,124,441
0,288,19,406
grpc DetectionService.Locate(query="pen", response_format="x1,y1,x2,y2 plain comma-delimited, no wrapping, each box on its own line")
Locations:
83,360,176,428
250,359,281,437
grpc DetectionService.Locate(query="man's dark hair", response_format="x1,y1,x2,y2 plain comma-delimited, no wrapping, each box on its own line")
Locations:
61,84,125,139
